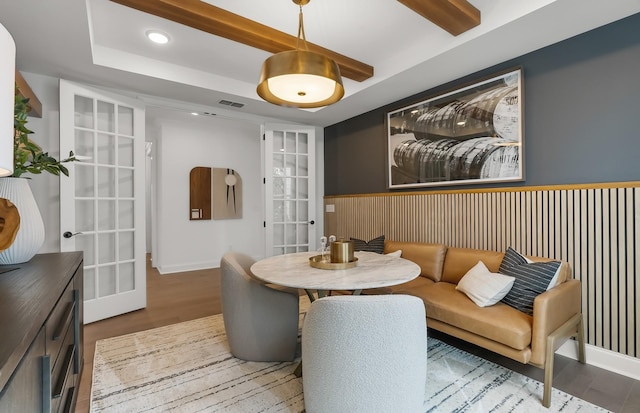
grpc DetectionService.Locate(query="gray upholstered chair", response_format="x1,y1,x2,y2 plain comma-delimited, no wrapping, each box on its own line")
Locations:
301,294,427,413
220,252,300,361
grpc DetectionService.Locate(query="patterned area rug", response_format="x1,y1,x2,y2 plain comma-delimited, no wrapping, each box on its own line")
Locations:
91,298,608,413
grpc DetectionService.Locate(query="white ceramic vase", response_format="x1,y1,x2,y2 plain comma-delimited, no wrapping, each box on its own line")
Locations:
0,177,45,264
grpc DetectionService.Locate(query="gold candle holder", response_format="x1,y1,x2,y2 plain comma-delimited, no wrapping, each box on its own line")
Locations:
330,239,354,263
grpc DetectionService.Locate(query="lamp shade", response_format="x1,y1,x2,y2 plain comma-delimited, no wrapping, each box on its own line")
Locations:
257,50,344,108
0,23,15,177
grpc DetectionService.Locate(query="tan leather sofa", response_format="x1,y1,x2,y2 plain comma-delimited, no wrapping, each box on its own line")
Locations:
383,240,586,408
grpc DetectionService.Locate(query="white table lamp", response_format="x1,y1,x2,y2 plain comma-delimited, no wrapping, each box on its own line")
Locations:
0,23,16,177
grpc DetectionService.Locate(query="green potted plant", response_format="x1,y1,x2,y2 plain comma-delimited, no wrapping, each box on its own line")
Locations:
12,93,75,177
0,92,76,264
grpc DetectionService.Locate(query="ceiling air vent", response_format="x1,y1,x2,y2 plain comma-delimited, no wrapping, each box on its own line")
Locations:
218,99,244,108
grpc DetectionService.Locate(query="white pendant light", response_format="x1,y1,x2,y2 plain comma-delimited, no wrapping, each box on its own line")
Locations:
257,0,344,108
0,23,16,177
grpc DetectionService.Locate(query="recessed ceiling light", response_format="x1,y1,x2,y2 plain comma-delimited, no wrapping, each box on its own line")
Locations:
146,30,169,44
191,112,199,116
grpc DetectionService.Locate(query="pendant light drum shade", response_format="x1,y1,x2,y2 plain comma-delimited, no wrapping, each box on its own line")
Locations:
257,50,344,108
0,23,16,177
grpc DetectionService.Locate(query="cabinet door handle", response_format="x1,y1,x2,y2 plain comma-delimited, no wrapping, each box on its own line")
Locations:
53,345,75,399
62,386,75,413
53,302,75,341
42,355,51,413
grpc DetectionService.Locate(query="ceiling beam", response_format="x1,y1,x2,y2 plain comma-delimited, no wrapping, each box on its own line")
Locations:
109,0,374,82
397,0,480,36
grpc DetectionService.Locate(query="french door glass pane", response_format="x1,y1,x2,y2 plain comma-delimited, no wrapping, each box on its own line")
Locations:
285,132,296,151
98,233,116,263
118,106,134,136
286,224,296,244
298,179,308,199
98,265,116,297
273,153,284,173
298,201,308,222
98,200,116,230
118,169,134,197
298,155,308,176
84,268,96,300
119,232,134,261
285,154,296,175
285,201,296,221
97,101,115,132
74,95,93,128
273,177,284,198
74,129,94,159
118,201,134,229
298,224,309,244
75,200,94,232
119,137,134,166
298,133,308,154
284,178,296,198
274,224,284,245
76,234,95,266
98,167,116,197
75,164,94,197
274,200,284,222
273,131,284,151
119,262,135,292
97,133,116,165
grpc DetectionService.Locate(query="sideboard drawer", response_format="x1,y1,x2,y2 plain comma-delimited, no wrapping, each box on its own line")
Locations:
49,322,75,413
45,281,75,366
0,252,84,413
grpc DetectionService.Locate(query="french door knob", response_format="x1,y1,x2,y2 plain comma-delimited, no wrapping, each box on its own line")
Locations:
63,231,82,238
309,220,315,225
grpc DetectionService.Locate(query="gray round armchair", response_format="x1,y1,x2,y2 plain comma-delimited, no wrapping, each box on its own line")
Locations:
220,252,300,362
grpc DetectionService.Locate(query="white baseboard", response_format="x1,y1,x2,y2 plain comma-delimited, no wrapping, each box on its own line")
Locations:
557,340,640,381
157,260,220,274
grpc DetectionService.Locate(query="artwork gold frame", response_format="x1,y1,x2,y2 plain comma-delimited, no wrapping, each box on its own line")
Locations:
387,68,524,189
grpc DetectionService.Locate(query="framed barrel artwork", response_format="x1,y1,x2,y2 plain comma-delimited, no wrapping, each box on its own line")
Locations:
387,67,524,189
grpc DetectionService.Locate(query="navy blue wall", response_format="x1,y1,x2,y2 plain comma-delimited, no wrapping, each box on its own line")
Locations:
324,13,640,195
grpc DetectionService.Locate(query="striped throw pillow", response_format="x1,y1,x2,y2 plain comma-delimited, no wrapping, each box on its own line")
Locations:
499,247,561,315
350,235,385,254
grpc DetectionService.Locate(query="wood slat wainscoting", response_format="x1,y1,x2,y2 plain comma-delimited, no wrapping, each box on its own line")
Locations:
324,182,640,358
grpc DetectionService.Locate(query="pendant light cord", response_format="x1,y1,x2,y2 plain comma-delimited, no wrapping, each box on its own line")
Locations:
296,4,309,51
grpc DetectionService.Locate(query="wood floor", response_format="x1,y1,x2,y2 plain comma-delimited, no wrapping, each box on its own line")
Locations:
75,256,640,412
75,256,222,412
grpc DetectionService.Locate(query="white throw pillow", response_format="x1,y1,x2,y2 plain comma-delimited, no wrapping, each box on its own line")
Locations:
456,261,515,307
386,249,402,258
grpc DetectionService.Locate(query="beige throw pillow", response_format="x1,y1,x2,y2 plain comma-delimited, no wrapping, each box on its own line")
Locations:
456,261,515,307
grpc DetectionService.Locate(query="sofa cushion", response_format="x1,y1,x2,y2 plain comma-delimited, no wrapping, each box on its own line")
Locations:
455,261,515,307
415,282,532,350
390,275,435,293
351,235,385,254
499,248,562,315
441,248,505,284
384,240,447,282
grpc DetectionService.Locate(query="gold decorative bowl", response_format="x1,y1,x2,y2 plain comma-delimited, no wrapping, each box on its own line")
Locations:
309,255,358,270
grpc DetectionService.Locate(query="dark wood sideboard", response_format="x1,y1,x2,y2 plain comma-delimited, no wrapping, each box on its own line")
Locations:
0,252,83,412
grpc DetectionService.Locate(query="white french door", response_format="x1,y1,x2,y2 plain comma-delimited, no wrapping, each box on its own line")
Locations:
263,124,317,257
59,80,146,323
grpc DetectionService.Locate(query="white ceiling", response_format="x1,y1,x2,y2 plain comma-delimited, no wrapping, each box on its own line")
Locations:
2,0,640,126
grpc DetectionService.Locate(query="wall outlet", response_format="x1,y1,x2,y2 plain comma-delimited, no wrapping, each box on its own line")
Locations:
325,204,335,212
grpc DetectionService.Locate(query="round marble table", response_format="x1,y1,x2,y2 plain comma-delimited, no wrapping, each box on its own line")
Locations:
250,251,421,294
